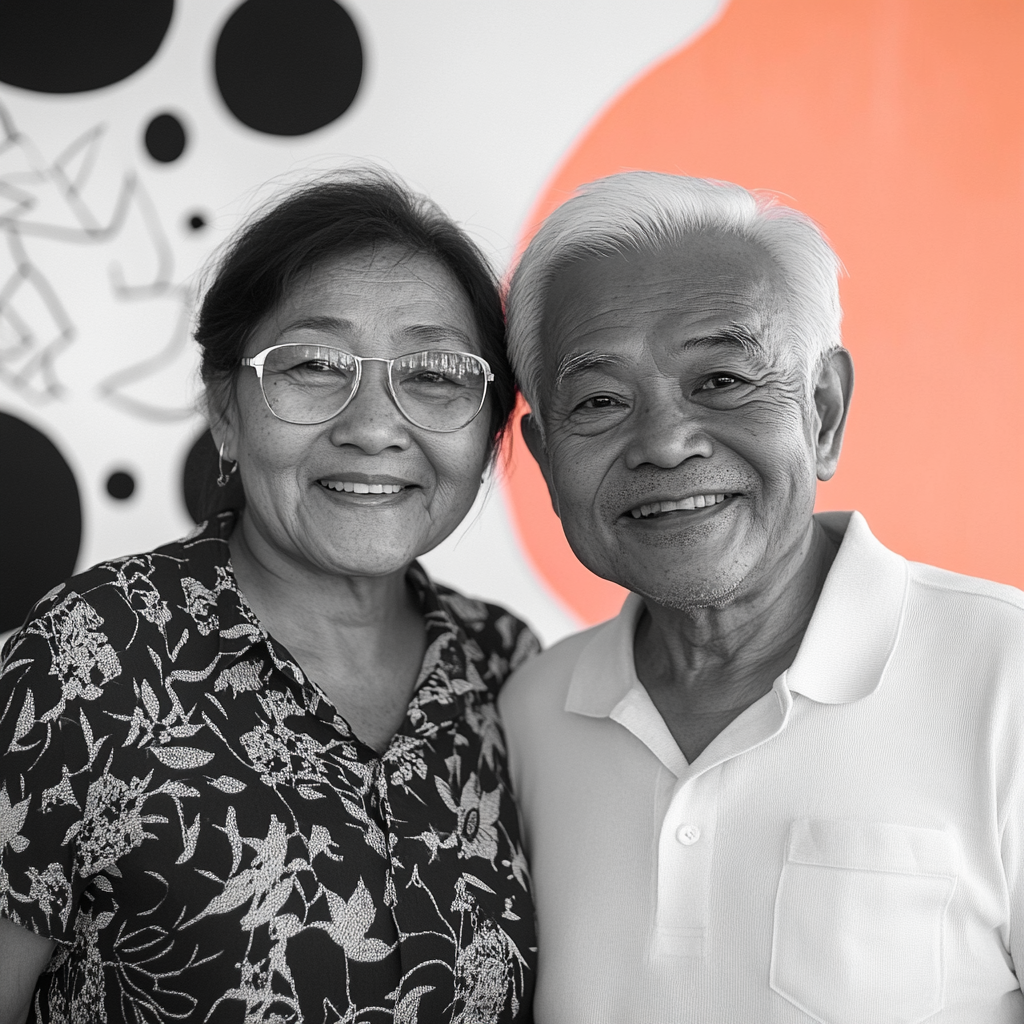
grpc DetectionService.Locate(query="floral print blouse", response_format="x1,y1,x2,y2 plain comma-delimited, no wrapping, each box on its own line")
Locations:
0,512,540,1023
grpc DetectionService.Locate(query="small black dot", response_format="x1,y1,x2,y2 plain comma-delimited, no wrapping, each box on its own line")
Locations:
106,471,136,500
145,112,187,162
187,212,207,230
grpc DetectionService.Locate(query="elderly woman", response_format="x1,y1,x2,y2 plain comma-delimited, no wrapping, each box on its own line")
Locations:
0,173,538,1023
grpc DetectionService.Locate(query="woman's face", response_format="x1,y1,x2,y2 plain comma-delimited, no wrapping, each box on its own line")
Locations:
217,245,493,580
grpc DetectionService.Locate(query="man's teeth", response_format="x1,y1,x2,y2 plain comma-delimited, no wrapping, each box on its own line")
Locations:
630,493,730,519
321,481,405,494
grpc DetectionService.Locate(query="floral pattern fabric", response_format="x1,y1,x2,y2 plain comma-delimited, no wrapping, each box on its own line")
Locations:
0,512,539,1023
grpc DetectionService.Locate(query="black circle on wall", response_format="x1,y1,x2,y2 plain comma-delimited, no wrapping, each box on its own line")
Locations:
145,113,187,162
106,470,136,500
187,212,208,231
0,0,174,94
215,0,363,136
1,412,82,633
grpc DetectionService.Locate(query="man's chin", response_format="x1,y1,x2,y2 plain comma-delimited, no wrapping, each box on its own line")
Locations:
631,572,749,614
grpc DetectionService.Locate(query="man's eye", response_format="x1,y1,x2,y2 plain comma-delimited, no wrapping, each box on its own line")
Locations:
699,374,740,391
575,395,622,411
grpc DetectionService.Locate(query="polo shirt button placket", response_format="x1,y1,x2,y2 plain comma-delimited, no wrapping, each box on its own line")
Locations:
676,823,701,845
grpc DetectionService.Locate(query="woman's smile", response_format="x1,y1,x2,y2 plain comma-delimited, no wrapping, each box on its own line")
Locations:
316,473,419,503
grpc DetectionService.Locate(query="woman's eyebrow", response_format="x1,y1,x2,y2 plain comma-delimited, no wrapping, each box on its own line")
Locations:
278,318,473,346
400,323,475,346
280,315,351,335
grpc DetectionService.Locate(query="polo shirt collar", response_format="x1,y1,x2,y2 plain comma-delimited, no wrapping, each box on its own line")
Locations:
565,510,908,718
784,510,907,704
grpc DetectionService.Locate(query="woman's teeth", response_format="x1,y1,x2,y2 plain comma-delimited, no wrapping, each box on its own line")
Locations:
630,493,730,519
321,481,405,494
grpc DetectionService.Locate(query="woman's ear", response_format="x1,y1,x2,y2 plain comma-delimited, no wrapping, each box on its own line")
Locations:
204,383,239,462
521,413,560,518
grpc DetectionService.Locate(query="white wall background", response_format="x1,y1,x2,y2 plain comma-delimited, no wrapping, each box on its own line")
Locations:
0,0,725,646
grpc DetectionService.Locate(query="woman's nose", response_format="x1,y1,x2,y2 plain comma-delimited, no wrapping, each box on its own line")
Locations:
622,382,713,470
327,360,411,454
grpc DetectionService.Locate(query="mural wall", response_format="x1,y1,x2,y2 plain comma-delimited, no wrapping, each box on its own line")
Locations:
2,0,1021,645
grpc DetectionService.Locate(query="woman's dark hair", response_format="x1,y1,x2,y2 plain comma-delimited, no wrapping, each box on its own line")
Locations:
194,169,515,516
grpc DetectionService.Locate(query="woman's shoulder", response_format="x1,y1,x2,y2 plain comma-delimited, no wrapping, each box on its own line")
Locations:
2,515,234,666
429,578,542,673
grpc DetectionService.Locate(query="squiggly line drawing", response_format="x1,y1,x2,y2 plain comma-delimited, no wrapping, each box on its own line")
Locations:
0,102,194,419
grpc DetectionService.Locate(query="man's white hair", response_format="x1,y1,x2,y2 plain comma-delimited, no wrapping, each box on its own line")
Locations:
505,171,844,421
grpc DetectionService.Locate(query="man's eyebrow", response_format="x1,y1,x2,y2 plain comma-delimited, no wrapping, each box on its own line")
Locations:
681,325,765,356
553,351,626,390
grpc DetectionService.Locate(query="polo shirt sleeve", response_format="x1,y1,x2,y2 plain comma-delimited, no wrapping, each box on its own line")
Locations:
0,590,103,944
1001,742,1024,976
995,608,1024,977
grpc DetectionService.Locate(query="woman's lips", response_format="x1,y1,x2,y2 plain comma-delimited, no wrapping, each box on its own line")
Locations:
319,479,407,495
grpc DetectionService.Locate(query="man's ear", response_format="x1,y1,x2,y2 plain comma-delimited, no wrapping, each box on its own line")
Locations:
814,347,854,481
520,413,560,519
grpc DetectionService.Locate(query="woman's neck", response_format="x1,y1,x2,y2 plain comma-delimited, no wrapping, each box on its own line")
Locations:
228,512,427,752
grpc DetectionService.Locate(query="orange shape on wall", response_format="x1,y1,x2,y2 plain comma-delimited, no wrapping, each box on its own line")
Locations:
503,0,1024,625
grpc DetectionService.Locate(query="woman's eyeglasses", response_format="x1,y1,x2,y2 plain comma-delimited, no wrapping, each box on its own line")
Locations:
241,344,493,432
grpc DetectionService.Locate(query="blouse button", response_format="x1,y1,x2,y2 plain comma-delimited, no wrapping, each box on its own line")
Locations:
676,824,701,845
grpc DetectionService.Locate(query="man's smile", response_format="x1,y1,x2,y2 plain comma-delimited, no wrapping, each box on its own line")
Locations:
628,492,734,520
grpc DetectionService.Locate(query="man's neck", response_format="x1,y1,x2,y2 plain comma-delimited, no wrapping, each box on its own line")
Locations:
633,518,839,764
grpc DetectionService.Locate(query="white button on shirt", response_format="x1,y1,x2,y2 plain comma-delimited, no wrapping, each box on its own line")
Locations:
676,825,700,845
499,511,1024,1023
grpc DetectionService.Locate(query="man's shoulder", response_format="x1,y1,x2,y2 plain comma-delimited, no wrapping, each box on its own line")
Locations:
500,619,609,713
906,560,1024,622
900,561,1024,674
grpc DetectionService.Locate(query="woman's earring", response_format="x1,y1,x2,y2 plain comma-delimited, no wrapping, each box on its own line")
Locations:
217,443,238,487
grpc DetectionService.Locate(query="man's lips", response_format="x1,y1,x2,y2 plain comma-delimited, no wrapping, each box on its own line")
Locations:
626,492,735,520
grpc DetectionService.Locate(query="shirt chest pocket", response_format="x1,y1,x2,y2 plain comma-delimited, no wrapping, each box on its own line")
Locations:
770,818,958,1024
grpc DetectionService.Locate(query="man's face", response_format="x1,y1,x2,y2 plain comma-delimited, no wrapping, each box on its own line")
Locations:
529,232,834,611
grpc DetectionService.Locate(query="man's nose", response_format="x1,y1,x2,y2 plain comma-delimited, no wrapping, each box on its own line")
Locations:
622,381,713,470
328,359,411,453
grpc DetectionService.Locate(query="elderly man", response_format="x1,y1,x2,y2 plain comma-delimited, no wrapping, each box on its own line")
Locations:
499,172,1024,1022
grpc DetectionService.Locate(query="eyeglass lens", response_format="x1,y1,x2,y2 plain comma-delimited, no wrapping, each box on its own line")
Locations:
260,344,488,430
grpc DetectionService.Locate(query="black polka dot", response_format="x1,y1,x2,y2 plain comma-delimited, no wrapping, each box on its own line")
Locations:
145,113,187,163
187,212,208,231
0,412,82,633
0,0,173,94
106,471,136,500
215,0,363,136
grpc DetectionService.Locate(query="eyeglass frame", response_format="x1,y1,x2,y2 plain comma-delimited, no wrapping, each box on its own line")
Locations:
240,343,495,433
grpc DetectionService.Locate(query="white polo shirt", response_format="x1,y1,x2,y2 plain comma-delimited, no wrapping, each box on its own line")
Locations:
500,511,1024,1023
